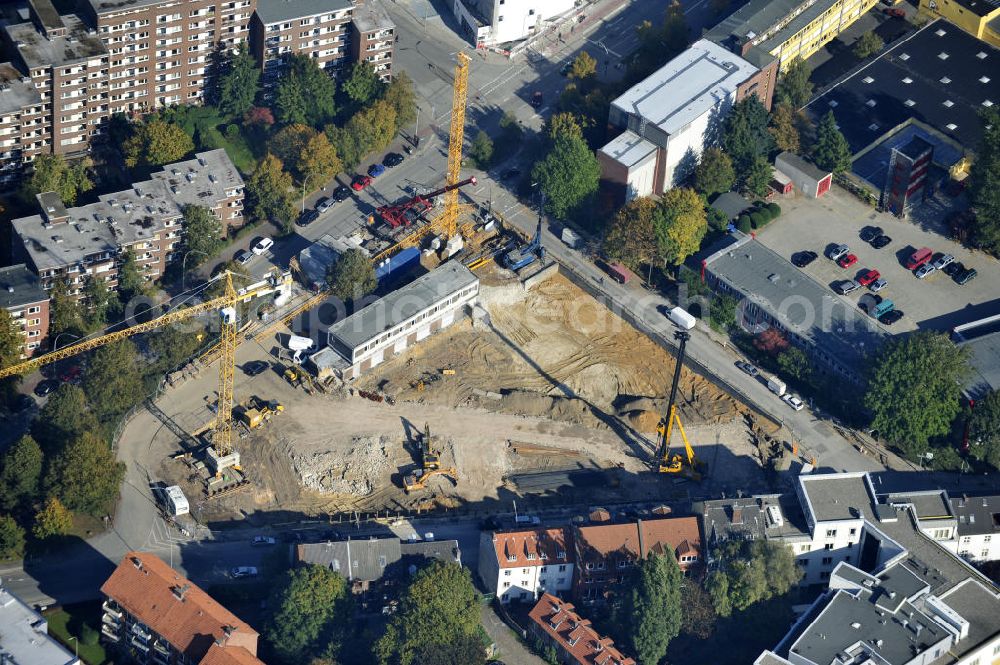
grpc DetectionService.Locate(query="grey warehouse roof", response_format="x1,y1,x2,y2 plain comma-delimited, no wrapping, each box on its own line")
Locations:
800,473,875,522
253,0,354,25
0,264,47,309
952,314,1000,399
328,261,478,351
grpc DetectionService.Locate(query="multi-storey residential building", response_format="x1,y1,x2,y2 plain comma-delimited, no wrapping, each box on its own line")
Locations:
451,0,577,48
951,494,1000,563
100,551,265,665
0,264,50,357
249,0,355,88
11,149,243,297
478,528,574,604
528,594,635,665
0,62,44,183
349,2,395,82
0,583,82,665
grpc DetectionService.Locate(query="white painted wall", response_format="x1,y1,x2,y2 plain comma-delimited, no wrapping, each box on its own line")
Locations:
791,518,866,585
661,96,732,189
476,534,573,603
470,0,576,46
625,152,658,202
957,533,1000,563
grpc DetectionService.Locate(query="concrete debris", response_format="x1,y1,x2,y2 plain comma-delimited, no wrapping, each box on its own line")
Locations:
290,435,391,496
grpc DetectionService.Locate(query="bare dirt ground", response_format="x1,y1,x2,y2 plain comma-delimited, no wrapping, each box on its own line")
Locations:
154,272,776,523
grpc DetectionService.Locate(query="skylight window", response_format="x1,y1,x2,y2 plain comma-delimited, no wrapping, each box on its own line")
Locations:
863,76,874,84
935,28,947,36
943,100,954,107
940,76,951,84
902,77,913,84
866,99,877,107
828,99,839,107
938,52,949,60
899,53,910,61
984,100,994,107
868,123,880,131
946,123,958,131
980,76,991,83
904,99,916,107
977,51,988,59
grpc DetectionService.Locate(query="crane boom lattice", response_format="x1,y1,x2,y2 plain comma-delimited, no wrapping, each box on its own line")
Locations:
442,52,470,240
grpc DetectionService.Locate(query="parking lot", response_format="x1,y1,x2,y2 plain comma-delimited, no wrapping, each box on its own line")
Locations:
754,186,1000,333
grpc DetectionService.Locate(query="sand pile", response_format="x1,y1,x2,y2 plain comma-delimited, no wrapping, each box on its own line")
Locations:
290,435,391,496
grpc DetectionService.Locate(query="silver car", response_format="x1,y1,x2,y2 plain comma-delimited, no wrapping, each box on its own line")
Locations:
869,278,888,292
915,264,936,279
828,244,850,261
835,280,860,295
932,254,954,271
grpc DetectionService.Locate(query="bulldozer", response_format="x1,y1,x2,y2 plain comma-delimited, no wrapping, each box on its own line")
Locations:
403,467,457,493
235,396,284,431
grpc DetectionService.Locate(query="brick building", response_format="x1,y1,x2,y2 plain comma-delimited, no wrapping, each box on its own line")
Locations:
349,2,395,82
528,593,635,665
0,61,44,184
0,264,49,358
11,149,243,298
100,551,264,665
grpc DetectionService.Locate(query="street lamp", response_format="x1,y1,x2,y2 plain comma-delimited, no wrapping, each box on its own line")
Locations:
53,332,81,352
68,635,78,660
301,175,312,213
181,249,208,290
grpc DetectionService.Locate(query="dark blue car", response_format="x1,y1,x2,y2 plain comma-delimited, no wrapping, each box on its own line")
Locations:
367,163,386,178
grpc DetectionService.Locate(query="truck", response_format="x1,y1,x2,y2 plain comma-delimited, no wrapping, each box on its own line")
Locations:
767,376,787,397
287,335,317,363
667,307,696,330
603,262,631,284
905,247,933,270
164,485,189,516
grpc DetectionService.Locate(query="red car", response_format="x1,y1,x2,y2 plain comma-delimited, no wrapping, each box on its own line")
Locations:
857,269,880,286
837,253,858,268
883,7,905,17
351,174,372,191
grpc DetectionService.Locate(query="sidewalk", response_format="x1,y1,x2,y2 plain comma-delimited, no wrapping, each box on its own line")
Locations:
481,604,548,665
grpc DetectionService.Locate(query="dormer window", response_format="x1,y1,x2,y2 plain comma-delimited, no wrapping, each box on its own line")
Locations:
527,553,536,560
507,555,517,562
540,552,548,560
557,550,567,559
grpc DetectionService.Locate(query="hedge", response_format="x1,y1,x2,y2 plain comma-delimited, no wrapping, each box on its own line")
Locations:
749,211,766,228
737,215,752,233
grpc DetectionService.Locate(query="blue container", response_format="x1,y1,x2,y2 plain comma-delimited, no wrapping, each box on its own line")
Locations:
375,247,421,281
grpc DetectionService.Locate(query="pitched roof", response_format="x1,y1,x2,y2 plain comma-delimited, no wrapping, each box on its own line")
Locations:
100,552,258,662
529,594,635,665
199,643,266,665
639,516,701,558
491,528,572,570
575,516,702,561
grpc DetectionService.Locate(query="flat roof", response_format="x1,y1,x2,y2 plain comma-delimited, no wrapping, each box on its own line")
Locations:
947,0,1000,17
952,314,1000,399
0,264,47,309
351,1,394,33
706,0,807,47
610,39,759,139
87,0,201,13
254,0,354,25
0,62,42,115
702,236,885,375
800,473,875,522
6,13,107,69
0,586,80,665
807,19,1000,153
776,152,829,181
328,261,478,351
886,491,953,521
937,579,1000,659
599,130,658,169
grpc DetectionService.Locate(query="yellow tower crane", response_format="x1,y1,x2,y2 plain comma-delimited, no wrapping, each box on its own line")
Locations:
0,271,292,472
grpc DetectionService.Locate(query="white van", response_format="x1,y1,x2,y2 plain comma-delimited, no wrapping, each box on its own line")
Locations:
164,485,189,516
667,307,696,330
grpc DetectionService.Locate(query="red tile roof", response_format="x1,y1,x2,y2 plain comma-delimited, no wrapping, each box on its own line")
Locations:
200,643,266,665
492,528,571,570
529,593,635,665
639,516,701,560
575,516,701,564
100,552,259,663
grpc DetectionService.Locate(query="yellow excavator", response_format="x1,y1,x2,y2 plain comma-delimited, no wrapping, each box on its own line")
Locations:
403,423,455,492
419,422,441,470
657,330,705,480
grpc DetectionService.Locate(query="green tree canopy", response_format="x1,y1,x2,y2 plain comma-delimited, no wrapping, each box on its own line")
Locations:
216,44,260,118
246,154,296,229
707,540,801,616
864,331,970,457
0,309,20,406
615,552,683,665
411,635,487,665
694,147,735,197
811,110,852,174
326,248,377,303
0,435,43,512
46,430,124,516
968,390,1000,470
275,54,337,127
182,205,224,267
769,102,802,153
49,278,84,340
266,564,350,664
82,275,113,332
342,61,385,109
0,515,25,560
853,31,885,59
545,112,585,144
375,561,481,665
149,321,206,373
21,154,94,206
568,51,598,80
33,496,73,540
117,248,148,305
298,132,343,187
82,339,145,423
123,119,194,168
722,96,775,177
383,71,417,131
743,154,773,197
603,197,659,272
470,130,494,169
531,134,601,218
969,109,1000,254
653,187,708,265
775,58,813,108
271,124,318,171
778,346,813,386
32,384,100,453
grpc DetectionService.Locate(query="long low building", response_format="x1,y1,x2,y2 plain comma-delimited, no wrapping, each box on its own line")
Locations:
313,261,479,380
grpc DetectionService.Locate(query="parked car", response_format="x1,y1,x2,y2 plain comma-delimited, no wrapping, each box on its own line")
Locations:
351,174,372,191
736,361,760,377
871,234,892,249
251,536,276,546
931,253,955,271
956,268,978,285
502,167,522,181
905,247,933,270
828,244,850,261
332,185,351,202
382,152,404,168
367,163,386,178
943,261,965,277
878,309,904,325
296,209,319,227
792,251,818,267
60,365,82,383
230,566,259,578
316,196,334,213
857,269,880,286
243,360,268,377
530,91,544,108
869,278,888,292
883,7,905,17
834,280,860,295
837,253,858,268
915,263,936,279
34,379,59,397
858,293,883,314
235,249,253,265
782,394,805,411
250,237,273,256
859,226,883,243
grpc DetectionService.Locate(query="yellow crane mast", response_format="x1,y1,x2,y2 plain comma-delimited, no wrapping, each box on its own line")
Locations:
442,51,471,241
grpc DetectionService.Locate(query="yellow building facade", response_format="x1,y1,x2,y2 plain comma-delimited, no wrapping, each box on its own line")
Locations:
768,0,883,67
917,0,1000,47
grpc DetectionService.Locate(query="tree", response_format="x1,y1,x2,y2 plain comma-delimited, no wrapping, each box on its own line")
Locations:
82,275,113,332
968,390,1000,470
743,155,773,197
865,331,970,457
33,497,73,540
708,540,801,615
21,154,94,206
603,197,658,272
123,119,194,167
0,435,43,511
182,205,224,268
82,339,144,423
32,384,99,453
778,346,813,385
46,431,124,516
769,103,801,153
694,147,735,197
271,124,318,171
616,553,683,665
149,321,206,373
244,106,275,127
679,578,716,639
470,130,494,169
117,249,147,305
383,71,417,131
775,58,813,108
325,248,376,303
411,635,487,665
969,109,1000,254
568,51,597,81
545,112,584,144
853,31,884,59
355,100,398,152
653,187,708,266
375,561,481,665
722,96,775,176
266,564,350,664
342,60,385,108
0,309,20,406
0,516,25,560
705,570,732,617
49,278,84,339
753,328,789,356
298,133,342,188
246,154,296,229
531,134,601,218
811,110,852,174
709,292,738,332
216,44,260,118
275,54,337,127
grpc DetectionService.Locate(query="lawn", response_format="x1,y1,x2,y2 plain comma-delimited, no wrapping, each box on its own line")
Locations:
44,600,110,665
170,106,259,174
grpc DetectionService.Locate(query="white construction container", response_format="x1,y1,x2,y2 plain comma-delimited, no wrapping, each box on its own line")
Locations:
288,335,314,351
561,227,582,249
667,307,696,330
767,376,787,396
164,485,189,516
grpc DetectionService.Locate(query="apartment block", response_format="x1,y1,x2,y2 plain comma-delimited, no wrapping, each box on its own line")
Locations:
0,584,81,665
952,494,1000,563
0,61,44,183
0,264,50,357
100,551,265,665
349,2,395,82
12,149,243,297
478,528,574,604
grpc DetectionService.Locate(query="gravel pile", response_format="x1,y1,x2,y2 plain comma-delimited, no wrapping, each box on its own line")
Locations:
291,435,391,496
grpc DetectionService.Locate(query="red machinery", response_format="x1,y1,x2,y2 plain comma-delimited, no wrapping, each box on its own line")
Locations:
377,176,478,228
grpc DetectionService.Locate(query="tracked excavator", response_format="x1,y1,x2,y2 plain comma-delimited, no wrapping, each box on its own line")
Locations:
403,423,456,492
